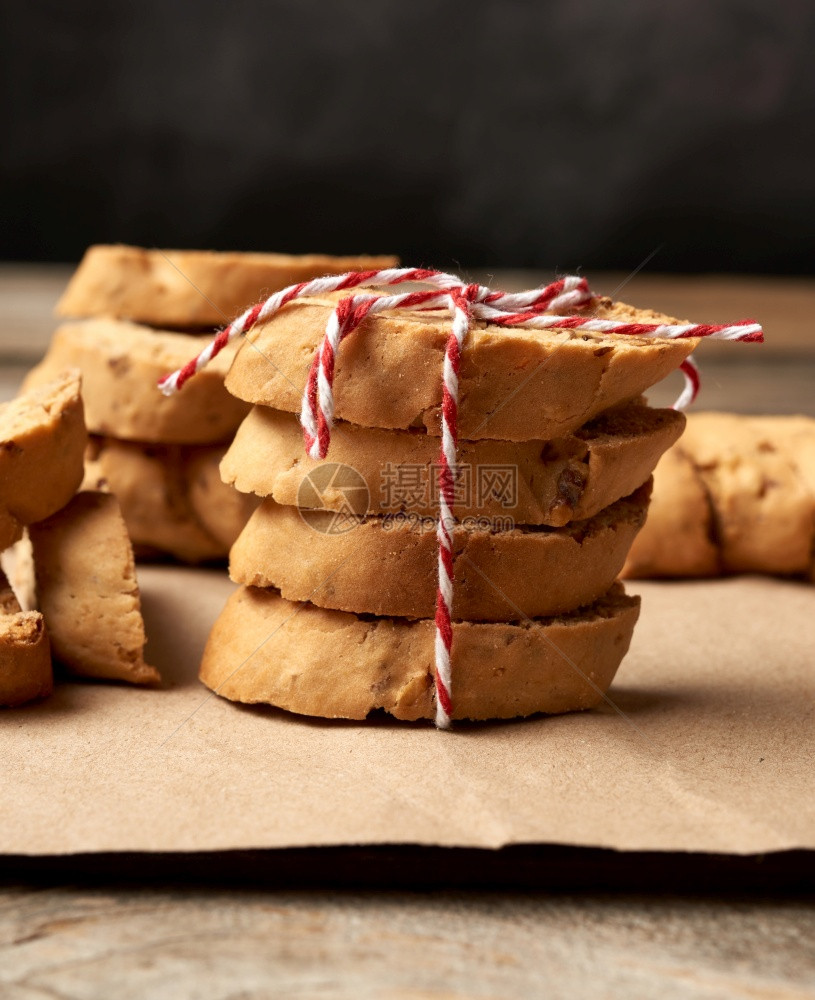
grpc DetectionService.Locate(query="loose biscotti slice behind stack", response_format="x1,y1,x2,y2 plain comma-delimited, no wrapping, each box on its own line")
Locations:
622,445,719,578
225,293,697,441
57,245,400,328
624,413,815,579
83,437,259,563
683,413,815,575
201,584,640,722
37,246,399,565
29,492,159,685
0,569,52,707
0,370,88,550
23,320,249,444
222,401,684,526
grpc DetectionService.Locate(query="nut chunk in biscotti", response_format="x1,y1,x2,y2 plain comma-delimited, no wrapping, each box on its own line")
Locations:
0,369,87,551
29,492,159,685
0,569,52,707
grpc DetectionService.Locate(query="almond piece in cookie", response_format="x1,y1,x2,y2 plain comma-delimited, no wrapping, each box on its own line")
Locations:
29,492,159,685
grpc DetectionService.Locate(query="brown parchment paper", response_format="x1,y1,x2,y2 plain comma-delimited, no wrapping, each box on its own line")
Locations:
1,568,813,856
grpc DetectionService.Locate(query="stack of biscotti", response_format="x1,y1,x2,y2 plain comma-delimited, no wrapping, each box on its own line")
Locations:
201,290,694,722
623,412,815,580
23,245,398,563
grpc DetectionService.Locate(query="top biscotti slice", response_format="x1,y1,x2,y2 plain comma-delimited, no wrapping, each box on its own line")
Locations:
222,401,684,527
225,294,697,441
23,319,248,444
0,370,87,550
56,245,400,328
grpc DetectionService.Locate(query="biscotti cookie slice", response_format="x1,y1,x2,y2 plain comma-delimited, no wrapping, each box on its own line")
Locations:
57,244,400,328
0,569,52,707
751,415,815,500
222,402,683,526
83,438,258,563
185,445,261,551
29,492,159,684
754,415,815,579
23,319,248,444
200,583,640,721
0,370,87,550
622,446,719,578
682,413,814,575
229,485,650,621
225,294,696,441
624,413,815,579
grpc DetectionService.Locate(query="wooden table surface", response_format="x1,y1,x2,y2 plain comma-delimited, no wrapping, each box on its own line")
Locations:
1,265,814,999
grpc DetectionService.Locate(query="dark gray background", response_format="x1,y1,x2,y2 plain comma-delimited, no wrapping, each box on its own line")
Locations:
2,0,813,271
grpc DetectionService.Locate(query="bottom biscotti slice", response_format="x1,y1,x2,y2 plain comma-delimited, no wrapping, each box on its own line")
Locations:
0,569,52,707
29,492,159,685
230,484,651,621
200,584,640,721
83,437,259,563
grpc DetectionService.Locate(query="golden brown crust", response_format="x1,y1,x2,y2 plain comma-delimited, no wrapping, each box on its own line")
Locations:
229,485,650,621
23,319,249,444
200,583,640,721
222,402,683,527
56,244,400,328
225,295,696,441
83,437,258,563
29,492,159,685
0,569,52,707
0,370,87,548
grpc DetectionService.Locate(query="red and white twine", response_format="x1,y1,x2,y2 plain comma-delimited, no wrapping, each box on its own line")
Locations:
159,268,763,728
